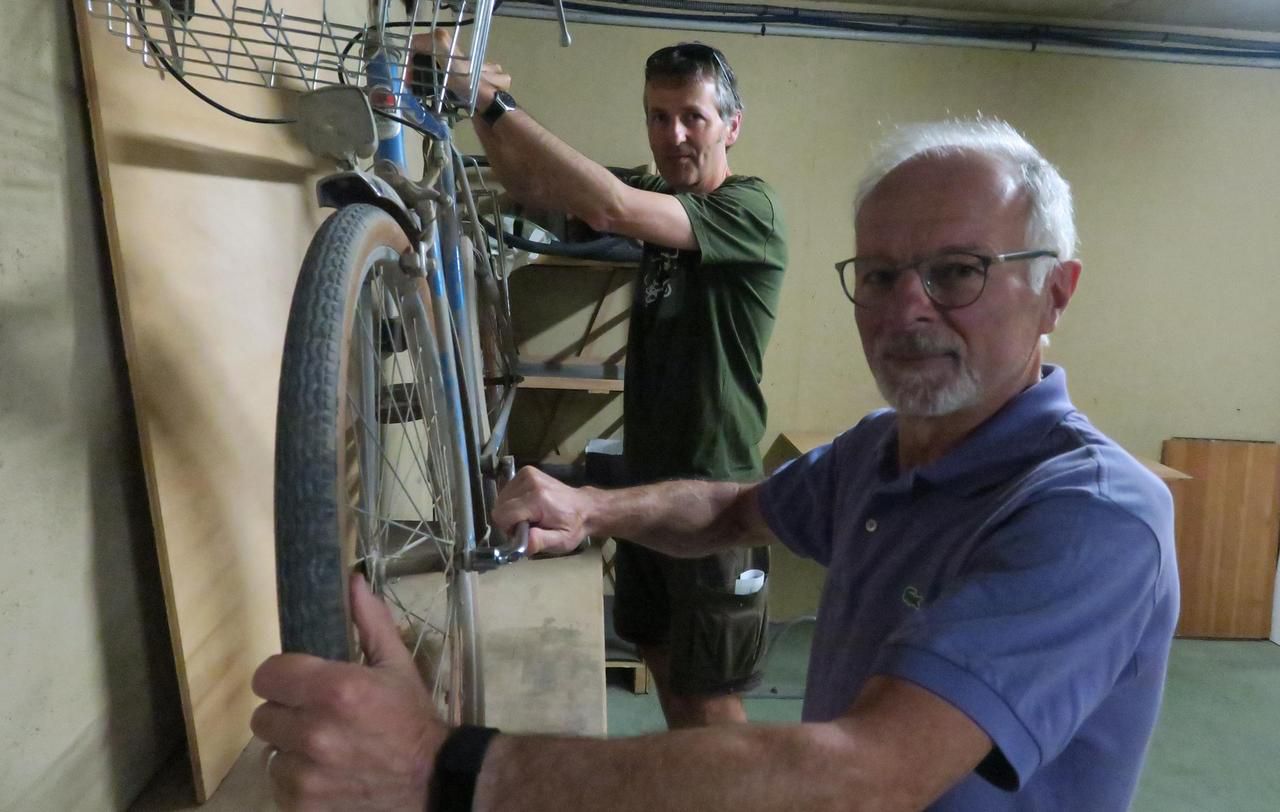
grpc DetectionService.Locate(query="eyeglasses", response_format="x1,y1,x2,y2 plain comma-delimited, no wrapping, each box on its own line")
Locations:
645,42,732,85
834,249,1058,310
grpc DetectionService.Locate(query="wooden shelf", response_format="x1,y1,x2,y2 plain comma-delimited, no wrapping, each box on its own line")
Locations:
517,254,639,271
518,360,624,393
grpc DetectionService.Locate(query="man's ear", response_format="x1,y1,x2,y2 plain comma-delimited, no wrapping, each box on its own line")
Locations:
724,110,743,148
1039,259,1082,336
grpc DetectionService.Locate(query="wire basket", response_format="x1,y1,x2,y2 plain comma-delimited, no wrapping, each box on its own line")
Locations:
84,0,497,114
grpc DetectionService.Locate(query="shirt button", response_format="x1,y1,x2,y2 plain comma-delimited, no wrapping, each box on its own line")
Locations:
865,519,878,532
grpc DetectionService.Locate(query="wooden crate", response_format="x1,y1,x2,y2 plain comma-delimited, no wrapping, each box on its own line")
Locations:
1162,438,1280,639
605,659,650,694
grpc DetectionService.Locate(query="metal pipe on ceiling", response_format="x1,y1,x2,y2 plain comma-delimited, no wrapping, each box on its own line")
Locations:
496,0,1280,69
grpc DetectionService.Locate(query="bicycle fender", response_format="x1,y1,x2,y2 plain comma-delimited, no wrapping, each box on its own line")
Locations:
316,172,423,242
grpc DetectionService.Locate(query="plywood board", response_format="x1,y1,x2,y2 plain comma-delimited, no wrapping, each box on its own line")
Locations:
73,1,342,799
133,550,607,809
74,3,614,797
1162,438,1280,639
477,549,607,736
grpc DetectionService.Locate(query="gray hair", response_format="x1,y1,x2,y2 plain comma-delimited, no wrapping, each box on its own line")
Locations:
854,118,1076,292
643,42,744,125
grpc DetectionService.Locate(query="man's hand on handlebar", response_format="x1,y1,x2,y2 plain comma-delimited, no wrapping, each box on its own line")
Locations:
410,28,512,110
492,467,597,556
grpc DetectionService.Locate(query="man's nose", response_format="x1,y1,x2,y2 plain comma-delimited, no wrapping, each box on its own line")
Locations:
658,119,686,145
888,268,939,323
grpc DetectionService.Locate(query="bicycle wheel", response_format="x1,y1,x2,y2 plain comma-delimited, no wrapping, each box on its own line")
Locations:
275,203,481,724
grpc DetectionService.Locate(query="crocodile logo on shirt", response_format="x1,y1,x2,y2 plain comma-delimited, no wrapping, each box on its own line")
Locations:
902,586,924,609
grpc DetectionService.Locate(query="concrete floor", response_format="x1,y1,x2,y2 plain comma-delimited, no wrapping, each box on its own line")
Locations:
131,629,1280,810
131,741,273,812
608,627,1280,812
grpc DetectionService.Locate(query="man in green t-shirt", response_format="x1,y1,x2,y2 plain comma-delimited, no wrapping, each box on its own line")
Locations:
450,40,787,727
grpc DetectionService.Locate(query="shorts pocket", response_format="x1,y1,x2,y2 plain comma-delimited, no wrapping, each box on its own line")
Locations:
672,578,770,693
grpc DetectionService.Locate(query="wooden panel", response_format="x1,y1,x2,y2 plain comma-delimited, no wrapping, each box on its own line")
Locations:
522,255,639,271
133,550,608,809
521,375,625,393
477,549,607,736
1162,438,1280,639
72,1,357,799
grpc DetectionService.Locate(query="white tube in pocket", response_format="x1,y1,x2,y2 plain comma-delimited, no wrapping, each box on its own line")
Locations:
733,568,765,596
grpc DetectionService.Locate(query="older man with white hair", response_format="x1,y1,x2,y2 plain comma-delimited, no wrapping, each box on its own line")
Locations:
251,118,1178,812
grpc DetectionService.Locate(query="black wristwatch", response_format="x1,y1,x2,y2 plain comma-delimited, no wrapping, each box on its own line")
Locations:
429,725,501,811
480,91,518,126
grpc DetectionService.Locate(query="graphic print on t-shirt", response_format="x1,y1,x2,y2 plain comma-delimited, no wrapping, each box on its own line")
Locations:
642,247,680,307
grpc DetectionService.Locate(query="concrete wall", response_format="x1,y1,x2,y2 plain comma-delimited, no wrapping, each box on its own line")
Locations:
0,1,182,809
470,17,1280,615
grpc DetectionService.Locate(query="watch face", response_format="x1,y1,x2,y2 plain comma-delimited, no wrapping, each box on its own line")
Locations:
484,92,516,124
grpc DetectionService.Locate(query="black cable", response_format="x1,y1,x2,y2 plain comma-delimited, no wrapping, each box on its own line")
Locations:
152,51,297,124
127,1,296,124
130,1,492,124
373,107,440,139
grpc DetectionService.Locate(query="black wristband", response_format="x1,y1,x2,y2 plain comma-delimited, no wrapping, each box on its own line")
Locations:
480,91,517,126
429,724,501,812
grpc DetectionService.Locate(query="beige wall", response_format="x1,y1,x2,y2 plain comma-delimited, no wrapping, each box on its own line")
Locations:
475,16,1280,612
0,0,182,809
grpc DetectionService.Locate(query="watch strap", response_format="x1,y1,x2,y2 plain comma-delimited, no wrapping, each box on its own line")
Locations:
429,724,501,812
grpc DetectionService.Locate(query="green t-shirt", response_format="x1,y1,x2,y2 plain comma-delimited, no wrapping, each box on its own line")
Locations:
622,174,787,482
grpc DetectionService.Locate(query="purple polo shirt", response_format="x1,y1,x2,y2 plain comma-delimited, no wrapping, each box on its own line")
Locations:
759,366,1179,811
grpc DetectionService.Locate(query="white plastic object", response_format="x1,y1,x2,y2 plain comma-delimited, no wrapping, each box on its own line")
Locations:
733,568,765,596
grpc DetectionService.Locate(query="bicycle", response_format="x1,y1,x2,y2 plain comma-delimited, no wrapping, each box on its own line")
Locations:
86,0,647,731
84,0,568,728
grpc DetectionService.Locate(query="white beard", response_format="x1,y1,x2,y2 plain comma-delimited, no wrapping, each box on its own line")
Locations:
870,330,982,417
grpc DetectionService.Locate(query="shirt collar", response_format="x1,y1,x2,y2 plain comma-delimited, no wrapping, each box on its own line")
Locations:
874,365,1076,497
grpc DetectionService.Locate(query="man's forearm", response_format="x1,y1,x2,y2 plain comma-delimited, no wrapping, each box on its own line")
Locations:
582,479,766,558
473,722,877,812
474,112,629,231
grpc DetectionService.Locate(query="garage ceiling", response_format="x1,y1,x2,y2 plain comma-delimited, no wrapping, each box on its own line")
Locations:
828,1,1280,36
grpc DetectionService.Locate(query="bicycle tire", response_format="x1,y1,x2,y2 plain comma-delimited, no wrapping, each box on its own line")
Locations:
275,203,481,724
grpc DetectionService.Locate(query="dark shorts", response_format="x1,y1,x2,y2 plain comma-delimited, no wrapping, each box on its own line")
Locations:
612,540,770,696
